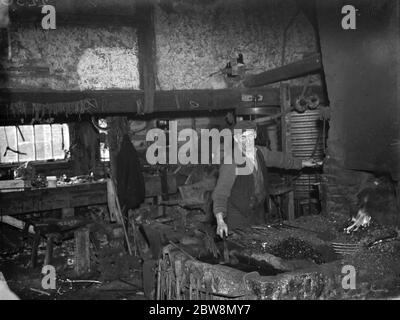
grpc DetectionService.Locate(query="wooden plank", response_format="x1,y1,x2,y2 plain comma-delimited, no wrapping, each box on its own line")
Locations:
0,179,30,192
0,181,107,216
107,178,121,224
0,215,35,233
243,53,322,87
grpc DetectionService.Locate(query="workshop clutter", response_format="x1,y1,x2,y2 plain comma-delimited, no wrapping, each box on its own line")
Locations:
294,94,320,113
0,272,19,300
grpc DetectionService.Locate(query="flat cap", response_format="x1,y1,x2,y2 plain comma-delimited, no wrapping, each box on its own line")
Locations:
233,120,257,131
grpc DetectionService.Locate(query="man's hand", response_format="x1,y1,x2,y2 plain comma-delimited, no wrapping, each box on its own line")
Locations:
301,159,322,168
215,212,228,238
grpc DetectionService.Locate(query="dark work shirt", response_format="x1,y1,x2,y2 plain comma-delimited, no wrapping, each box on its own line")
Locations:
212,146,302,217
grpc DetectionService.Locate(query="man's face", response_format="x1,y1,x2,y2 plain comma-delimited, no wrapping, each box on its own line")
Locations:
234,129,256,155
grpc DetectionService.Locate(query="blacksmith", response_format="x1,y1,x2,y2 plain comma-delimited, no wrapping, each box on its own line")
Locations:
212,121,317,237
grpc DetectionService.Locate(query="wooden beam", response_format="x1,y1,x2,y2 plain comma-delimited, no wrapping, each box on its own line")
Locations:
243,53,322,87
0,89,142,121
0,86,327,122
0,88,143,104
154,88,281,111
9,0,141,27
136,2,156,113
10,14,143,27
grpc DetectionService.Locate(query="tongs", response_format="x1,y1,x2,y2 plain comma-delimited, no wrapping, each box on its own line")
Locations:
332,234,400,255
2,126,26,157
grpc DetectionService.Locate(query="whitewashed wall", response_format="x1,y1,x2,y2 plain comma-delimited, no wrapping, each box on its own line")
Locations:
154,0,319,90
2,25,139,90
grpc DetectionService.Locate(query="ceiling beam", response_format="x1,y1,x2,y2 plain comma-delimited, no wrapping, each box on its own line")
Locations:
8,0,146,27
0,86,326,123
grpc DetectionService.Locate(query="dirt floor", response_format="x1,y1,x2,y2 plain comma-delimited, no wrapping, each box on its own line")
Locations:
2,211,400,300
0,222,146,300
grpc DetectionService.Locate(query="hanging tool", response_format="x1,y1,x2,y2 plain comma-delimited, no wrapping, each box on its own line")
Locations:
2,127,26,157
16,125,25,141
3,146,26,157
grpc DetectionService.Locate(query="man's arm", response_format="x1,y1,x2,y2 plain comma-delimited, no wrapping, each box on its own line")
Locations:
211,163,237,218
257,146,303,170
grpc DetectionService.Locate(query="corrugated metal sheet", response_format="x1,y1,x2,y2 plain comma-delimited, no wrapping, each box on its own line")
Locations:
290,109,325,199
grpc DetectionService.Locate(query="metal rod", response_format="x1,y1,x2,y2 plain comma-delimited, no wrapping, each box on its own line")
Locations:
156,260,161,300
168,241,196,260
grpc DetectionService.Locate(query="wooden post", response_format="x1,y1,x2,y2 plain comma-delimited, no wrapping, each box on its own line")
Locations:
74,228,90,276
30,231,41,268
107,178,119,223
280,84,292,154
106,116,128,180
44,234,54,266
137,2,156,113
70,121,99,176
288,190,295,221
280,84,295,221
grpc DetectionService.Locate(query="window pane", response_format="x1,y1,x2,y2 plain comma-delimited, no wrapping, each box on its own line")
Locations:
35,125,53,160
62,124,70,155
34,125,46,160
1,124,70,163
51,124,65,160
18,125,35,162
0,126,18,163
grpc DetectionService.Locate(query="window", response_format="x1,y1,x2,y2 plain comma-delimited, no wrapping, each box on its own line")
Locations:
0,124,70,163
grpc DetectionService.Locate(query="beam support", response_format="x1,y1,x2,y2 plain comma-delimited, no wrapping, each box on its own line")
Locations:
244,53,322,87
136,2,156,114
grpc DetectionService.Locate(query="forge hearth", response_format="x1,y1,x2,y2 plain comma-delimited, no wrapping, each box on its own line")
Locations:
153,215,400,300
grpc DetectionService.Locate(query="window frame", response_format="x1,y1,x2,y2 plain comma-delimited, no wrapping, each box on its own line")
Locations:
0,123,71,165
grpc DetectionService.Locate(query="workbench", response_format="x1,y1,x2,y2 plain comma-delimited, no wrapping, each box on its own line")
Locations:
0,172,178,217
0,181,108,216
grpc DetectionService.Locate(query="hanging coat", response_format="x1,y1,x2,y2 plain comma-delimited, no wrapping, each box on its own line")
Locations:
116,134,145,210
